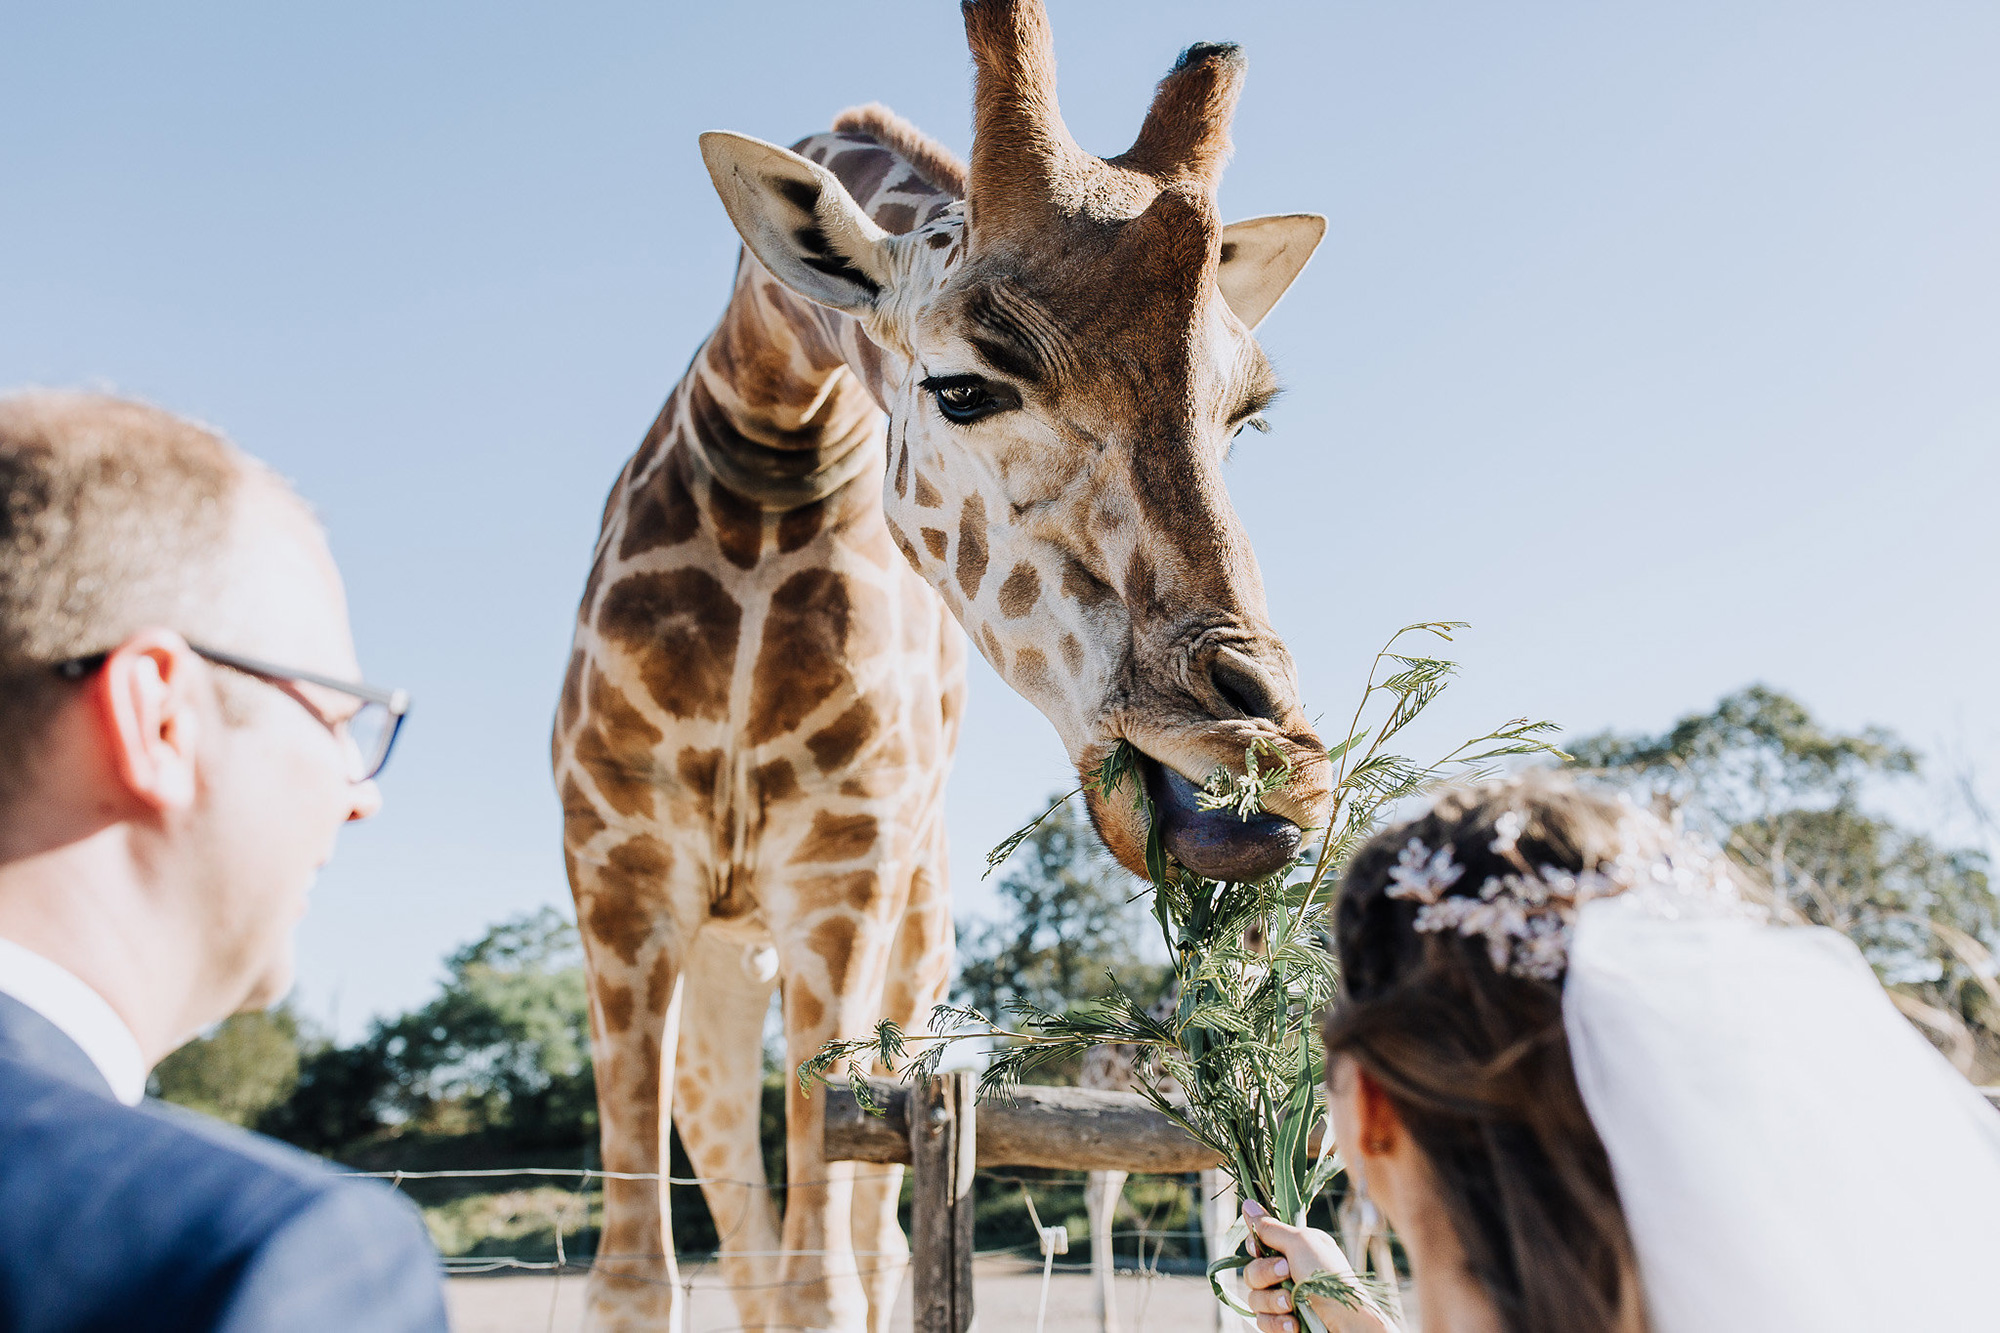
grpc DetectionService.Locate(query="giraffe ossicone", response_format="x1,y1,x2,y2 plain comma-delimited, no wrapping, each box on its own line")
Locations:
557,2,1333,1328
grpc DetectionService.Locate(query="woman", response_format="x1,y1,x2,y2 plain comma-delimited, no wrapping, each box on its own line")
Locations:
1242,778,2000,1333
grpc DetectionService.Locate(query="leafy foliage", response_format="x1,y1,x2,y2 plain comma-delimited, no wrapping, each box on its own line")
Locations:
150,1006,304,1127
1572,685,2000,1075
956,793,1169,1032
805,621,1562,1329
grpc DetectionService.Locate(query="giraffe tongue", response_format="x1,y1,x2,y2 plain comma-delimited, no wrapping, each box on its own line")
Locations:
1142,760,1302,883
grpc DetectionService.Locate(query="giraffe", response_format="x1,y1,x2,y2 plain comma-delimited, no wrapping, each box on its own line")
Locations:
555,2,1335,1328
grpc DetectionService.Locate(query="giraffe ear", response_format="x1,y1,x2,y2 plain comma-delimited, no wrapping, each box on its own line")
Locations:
699,131,896,314
1216,214,1326,329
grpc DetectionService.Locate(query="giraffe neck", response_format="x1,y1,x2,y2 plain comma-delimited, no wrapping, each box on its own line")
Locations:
678,132,956,513
679,257,893,512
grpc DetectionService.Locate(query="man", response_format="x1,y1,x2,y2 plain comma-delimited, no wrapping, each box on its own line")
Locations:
0,391,448,1330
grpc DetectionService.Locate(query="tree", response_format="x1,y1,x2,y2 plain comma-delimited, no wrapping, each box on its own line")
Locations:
956,794,1168,1024
151,1007,304,1127
254,907,596,1155
370,906,594,1142
1571,686,2000,1076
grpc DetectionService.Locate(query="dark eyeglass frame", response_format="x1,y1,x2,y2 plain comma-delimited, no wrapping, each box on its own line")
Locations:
54,642,410,782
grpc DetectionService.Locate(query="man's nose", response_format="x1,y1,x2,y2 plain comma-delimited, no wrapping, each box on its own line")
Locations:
346,778,383,822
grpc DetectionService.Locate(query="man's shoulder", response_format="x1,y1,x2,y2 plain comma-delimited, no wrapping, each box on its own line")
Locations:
0,1055,446,1332
0,1051,353,1219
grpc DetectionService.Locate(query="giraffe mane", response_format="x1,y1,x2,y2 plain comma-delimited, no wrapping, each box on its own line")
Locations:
832,102,967,200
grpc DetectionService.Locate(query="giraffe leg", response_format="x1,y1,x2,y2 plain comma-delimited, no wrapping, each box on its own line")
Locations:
1087,1168,1129,1333
851,850,953,1333
571,860,686,1333
769,878,911,1333
673,927,783,1331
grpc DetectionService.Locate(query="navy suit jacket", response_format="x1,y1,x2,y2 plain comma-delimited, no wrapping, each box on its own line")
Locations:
0,992,450,1332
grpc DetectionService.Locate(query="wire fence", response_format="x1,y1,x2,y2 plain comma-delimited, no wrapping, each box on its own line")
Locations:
349,1161,1232,1331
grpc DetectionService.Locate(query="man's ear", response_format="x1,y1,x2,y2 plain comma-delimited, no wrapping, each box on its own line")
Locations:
1216,214,1326,328
699,131,896,315
96,631,203,815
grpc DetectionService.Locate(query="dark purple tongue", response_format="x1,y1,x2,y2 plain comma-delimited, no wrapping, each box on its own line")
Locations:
1143,759,1302,883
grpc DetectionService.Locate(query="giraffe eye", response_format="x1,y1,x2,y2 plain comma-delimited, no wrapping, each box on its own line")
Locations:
920,375,1015,426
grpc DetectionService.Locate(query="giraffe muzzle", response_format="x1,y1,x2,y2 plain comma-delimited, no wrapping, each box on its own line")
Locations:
1141,756,1303,883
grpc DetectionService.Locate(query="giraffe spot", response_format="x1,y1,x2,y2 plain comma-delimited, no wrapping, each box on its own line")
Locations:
1060,632,1083,676
558,649,585,734
676,747,723,809
620,450,701,558
921,527,947,561
979,623,1003,666
806,699,878,771
600,983,635,1033
580,557,606,619
956,494,988,600
796,871,882,913
708,480,765,570
997,562,1040,619
927,231,953,249
599,569,742,721
777,498,824,553
853,336,886,396
752,758,801,806
747,569,860,744
888,520,922,573
874,201,918,234
560,776,607,849
792,987,826,1032
586,843,666,966
1014,646,1054,697
828,148,894,207
839,777,871,798
807,915,859,980
647,951,675,1014
790,811,879,865
913,471,941,508
573,673,662,820
1062,557,1117,607
893,436,909,498
1124,550,1158,611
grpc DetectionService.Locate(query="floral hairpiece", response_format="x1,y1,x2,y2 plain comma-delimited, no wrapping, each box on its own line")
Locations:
1383,807,1752,981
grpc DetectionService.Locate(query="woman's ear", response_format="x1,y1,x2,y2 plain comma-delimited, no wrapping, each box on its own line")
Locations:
1351,1063,1403,1159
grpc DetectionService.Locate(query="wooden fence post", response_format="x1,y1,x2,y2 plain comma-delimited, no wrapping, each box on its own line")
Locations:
908,1071,976,1333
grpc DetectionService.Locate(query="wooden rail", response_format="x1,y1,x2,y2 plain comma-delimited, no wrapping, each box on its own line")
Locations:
824,1076,1229,1174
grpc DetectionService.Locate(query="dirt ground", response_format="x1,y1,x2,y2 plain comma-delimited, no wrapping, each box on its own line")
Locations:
447,1257,1253,1332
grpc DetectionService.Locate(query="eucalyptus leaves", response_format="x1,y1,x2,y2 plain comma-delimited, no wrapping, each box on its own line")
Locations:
802,622,1563,1327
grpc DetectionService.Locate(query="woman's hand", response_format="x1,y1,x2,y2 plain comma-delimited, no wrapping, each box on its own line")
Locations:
1240,1201,1397,1333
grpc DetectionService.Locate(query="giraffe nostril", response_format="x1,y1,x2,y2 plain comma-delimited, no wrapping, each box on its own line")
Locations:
1209,654,1285,725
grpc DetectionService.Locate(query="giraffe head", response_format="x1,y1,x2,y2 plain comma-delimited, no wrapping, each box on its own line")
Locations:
699,0,1330,881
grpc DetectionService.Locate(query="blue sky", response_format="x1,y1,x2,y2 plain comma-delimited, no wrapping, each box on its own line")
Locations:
5,2,1995,1037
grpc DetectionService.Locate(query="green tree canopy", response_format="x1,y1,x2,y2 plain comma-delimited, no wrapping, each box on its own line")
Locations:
956,794,1168,1024
150,1007,303,1127
1572,686,2000,1075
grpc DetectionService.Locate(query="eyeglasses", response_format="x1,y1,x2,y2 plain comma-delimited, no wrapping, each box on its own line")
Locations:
54,642,410,783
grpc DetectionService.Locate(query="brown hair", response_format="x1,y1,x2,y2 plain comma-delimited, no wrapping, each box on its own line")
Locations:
1322,776,1648,1333
0,391,247,794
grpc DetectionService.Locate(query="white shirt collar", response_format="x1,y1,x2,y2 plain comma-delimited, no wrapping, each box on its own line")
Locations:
0,936,147,1104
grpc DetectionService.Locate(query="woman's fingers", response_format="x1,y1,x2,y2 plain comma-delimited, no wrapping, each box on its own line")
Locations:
1255,1315,1299,1333
1244,1254,1291,1291
1246,1283,1296,1315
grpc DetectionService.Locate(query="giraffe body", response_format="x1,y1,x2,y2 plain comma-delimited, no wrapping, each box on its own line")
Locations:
559,4,1338,1328
556,125,969,1332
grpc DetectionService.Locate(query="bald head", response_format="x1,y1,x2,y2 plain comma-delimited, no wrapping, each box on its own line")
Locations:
0,391,318,794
